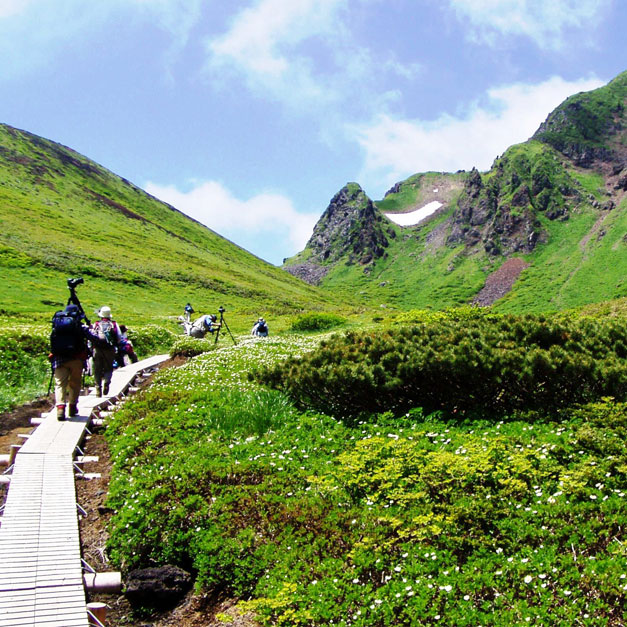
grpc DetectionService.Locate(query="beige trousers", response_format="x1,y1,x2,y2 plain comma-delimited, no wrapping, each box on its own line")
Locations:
54,358,83,406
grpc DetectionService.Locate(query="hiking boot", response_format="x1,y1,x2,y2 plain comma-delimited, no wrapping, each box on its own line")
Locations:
68,404,78,417
57,404,66,420
103,383,110,395
96,385,102,396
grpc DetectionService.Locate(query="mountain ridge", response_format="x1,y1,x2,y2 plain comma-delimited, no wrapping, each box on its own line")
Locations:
285,70,627,311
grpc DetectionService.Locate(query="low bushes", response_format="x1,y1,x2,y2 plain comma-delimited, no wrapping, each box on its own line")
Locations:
259,314,627,420
125,324,179,357
289,312,347,332
169,335,216,358
104,356,627,625
101,329,627,625
0,325,50,411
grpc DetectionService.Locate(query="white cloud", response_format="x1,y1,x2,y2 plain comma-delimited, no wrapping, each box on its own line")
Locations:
205,0,418,110
206,0,348,106
448,0,611,49
0,0,202,80
145,180,318,262
131,0,203,57
354,76,604,197
0,0,31,19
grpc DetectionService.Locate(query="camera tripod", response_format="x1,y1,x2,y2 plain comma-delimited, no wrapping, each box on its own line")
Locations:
214,306,237,345
67,277,90,325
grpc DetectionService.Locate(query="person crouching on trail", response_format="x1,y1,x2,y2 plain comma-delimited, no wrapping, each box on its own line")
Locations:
189,314,221,338
49,304,99,420
91,306,122,396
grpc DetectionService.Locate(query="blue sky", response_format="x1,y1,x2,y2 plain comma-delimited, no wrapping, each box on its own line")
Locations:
0,0,624,264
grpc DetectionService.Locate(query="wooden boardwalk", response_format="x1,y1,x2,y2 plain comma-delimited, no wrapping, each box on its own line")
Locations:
0,355,169,626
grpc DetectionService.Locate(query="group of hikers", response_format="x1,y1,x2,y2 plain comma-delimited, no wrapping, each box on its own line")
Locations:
50,304,137,420
51,299,270,421
180,303,269,338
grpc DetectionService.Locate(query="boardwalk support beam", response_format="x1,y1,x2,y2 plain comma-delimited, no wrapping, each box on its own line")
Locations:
84,571,122,593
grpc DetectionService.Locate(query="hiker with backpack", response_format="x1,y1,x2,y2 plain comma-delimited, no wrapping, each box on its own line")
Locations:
91,306,122,396
117,324,139,366
49,304,99,420
251,317,269,337
184,302,194,323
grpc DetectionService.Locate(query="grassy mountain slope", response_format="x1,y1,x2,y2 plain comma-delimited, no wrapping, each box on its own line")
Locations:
0,124,342,326
286,72,627,313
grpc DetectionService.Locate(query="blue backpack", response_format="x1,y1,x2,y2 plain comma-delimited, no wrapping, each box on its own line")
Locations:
50,310,84,357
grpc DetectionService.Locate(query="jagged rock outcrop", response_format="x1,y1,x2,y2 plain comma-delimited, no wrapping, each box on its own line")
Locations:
285,183,393,284
447,168,538,255
446,139,584,256
446,75,625,258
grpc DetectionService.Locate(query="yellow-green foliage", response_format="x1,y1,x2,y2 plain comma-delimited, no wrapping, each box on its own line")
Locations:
289,312,347,332
0,323,50,410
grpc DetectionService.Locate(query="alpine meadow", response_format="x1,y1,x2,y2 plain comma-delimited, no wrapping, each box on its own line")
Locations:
1,68,626,627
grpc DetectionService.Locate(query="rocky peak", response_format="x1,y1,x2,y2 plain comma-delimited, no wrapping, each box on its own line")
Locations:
446,144,583,256
308,183,388,263
284,183,393,284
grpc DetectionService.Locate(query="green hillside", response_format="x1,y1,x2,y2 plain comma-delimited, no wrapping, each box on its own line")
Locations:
0,123,342,327
286,72,627,313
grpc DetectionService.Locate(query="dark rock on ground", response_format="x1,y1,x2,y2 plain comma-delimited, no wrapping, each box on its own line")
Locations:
126,565,193,609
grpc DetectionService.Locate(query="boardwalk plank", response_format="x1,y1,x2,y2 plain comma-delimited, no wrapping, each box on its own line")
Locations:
0,355,168,625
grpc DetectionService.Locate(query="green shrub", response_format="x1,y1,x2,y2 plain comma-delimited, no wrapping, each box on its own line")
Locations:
127,324,179,356
102,330,627,624
169,335,216,358
393,305,496,325
105,386,627,625
289,312,347,332
0,325,50,411
260,314,627,420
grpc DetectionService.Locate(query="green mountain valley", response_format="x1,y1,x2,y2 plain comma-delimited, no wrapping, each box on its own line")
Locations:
1,72,626,627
